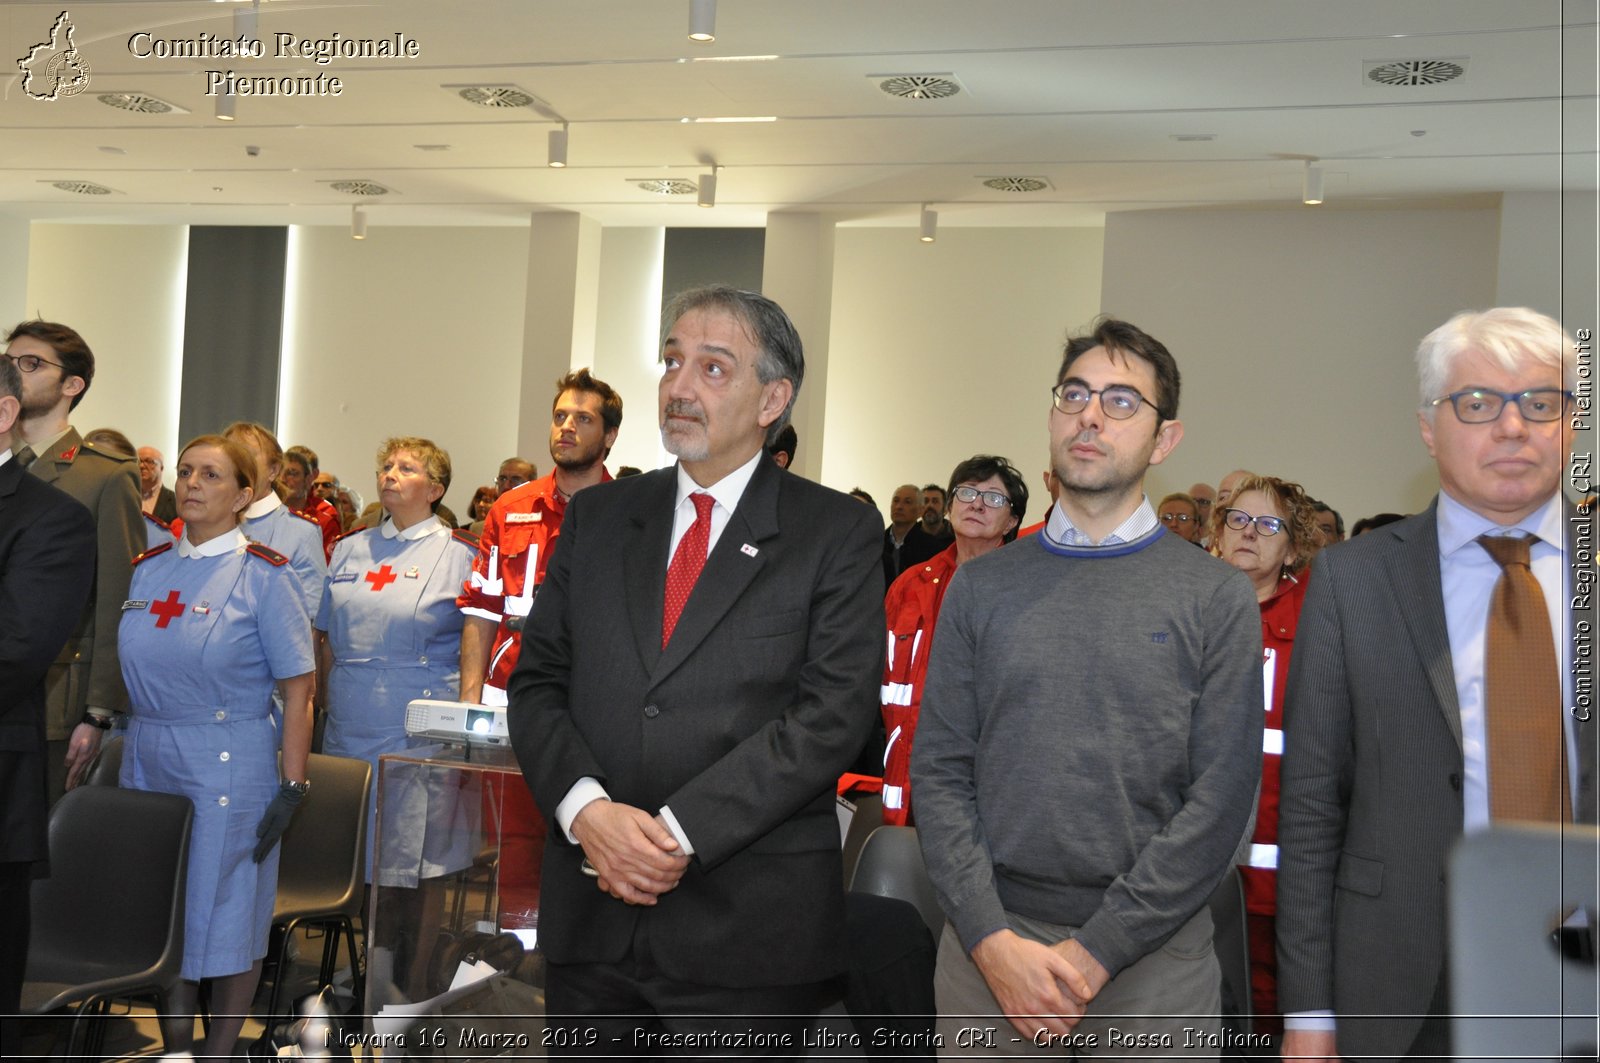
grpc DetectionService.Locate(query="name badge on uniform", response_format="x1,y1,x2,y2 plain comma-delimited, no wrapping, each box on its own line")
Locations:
506,512,541,524
405,566,421,579
740,543,759,557
192,601,211,616
331,572,358,584
122,599,149,611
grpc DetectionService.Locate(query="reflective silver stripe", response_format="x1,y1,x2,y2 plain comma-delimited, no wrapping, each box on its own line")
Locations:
883,725,902,770
883,784,904,810
1263,728,1284,756
889,682,914,707
1247,843,1279,869
885,630,896,670
911,629,923,662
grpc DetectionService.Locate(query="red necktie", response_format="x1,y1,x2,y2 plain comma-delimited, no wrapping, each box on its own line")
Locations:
1478,533,1568,823
663,493,714,648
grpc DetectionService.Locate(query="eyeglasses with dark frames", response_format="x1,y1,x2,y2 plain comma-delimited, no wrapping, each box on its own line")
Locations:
1051,381,1161,421
1160,511,1195,525
4,351,66,374
1223,508,1286,537
1427,388,1572,424
951,485,1012,509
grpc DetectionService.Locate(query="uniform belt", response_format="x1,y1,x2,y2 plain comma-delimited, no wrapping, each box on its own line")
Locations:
130,709,270,725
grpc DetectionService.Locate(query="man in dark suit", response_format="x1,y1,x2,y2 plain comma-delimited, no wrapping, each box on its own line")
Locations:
0,355,96,1047
5,320,143,799
1277,306,1593,1060
508,286,883,1048
137,445,178,523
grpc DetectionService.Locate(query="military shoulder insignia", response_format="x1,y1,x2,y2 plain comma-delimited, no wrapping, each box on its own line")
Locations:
245,542,290,566
132,541,173,565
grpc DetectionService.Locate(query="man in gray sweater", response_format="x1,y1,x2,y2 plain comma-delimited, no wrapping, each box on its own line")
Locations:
912,318,1263,1056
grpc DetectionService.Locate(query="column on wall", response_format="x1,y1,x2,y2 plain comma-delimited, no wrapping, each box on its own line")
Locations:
518,211,602,462
0,217,31,328
760,212,836,483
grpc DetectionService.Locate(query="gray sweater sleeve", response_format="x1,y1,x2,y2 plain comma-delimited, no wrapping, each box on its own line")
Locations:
1073,571,1264,974
911,566,1011,952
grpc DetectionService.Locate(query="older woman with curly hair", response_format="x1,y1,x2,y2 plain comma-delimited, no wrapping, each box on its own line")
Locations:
1210,473,1319,1036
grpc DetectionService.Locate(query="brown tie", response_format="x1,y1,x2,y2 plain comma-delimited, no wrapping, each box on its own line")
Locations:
1478,533,1568,823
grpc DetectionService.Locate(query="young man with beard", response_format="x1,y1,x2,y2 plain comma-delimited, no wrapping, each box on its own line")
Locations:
4,320,143,801
912,317,1262,1055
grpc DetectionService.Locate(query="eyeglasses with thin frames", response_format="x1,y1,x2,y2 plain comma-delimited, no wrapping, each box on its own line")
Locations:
1051,381,1162,421
951,485,1011,509
4,351,66,374
1160,512,1195,525
1223,508,1285,536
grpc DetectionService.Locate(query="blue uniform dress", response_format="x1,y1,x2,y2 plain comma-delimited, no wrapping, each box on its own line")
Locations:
118,528,314,981
315,516,476,885
242,495,327,619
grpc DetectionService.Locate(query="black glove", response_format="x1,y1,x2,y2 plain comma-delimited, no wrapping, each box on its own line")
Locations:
252,781,307,862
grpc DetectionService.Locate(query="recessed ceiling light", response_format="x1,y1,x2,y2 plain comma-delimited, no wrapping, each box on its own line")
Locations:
633,179,699,195
981,176,1050,193
327,180,391,196
690,55,779,63
49,180,115,195
1364,58,1467,87
96,91,186,114
874,74,962,100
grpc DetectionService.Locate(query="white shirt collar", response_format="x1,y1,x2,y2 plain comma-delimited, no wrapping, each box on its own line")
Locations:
382,514,444,541
178,527,248,558
1044,494,1160,548
1436,488,1562,557
243,492,283,520
0,448,12,468
674,449,763,516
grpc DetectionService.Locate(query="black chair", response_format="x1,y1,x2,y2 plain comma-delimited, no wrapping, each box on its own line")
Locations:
85,732,123,786
1206,865,1253,1041
840,791,883,886
848,825,946,941
21,786,193,1059
261,752,372,1029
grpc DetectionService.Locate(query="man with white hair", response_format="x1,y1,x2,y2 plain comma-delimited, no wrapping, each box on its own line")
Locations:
1277,307,1593,1060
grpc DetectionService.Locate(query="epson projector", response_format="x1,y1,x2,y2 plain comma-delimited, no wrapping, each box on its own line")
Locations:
403,699,510,746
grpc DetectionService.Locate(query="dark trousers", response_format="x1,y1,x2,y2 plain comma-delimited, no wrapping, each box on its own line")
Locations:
545,918,828,1060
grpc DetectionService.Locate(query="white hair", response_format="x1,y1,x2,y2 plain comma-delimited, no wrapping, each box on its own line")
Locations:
1415,307,1575,415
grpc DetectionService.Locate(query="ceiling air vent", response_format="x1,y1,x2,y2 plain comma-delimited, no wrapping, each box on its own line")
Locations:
453,85,538,109
982,177,1050,193
51,181,114,195
633,179,699,195
1364,58,1467,87
876,74,961,100
97,91,185,114
328,180,391,196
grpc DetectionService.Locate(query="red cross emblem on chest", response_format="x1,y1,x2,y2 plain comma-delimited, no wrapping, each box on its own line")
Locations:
150,590,186,628
365,564,397,591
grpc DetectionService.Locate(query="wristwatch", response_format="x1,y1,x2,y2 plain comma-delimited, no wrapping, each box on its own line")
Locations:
81,714,113,731
283,779,311,796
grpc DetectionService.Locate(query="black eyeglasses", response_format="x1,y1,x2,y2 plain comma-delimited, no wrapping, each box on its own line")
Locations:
1223,509,1285,536
1160,512,1195,525
1051,381,1161,421
5,352,65,374
1428,388,1571,424
951,485,1011,509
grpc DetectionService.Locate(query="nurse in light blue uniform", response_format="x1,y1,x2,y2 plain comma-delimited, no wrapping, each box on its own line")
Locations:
315,436,476,882
118,435,314,1060
223,420,327,618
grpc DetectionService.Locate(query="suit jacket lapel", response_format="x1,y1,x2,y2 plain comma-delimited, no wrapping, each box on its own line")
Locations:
1383,498,1464,750
649,456,781,690
622,469,677,676
0,457,22,506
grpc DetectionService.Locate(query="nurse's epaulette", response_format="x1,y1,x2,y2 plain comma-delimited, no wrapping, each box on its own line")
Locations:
452,527,480,550
246,542,290,566
143,511,173,533
332,526,363,547
289,508,320,526
132,541,173,566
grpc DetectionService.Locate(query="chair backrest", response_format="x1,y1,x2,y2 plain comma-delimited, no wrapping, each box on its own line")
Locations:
1206,865,1252,1037
86,733,123,786
26,786,192,989
1450,824,1600,1059
840,792,883,887
848,825,946,941
274,752,372,922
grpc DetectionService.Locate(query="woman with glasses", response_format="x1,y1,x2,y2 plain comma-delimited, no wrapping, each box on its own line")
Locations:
879,455,1028,827
1210,474,1321,1039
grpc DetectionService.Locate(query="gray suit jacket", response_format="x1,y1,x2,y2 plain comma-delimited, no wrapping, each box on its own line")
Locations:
1276,497,1596,1059
507,455,884,987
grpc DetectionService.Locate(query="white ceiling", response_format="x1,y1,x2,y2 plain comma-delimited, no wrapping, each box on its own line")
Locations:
2,0,1595,230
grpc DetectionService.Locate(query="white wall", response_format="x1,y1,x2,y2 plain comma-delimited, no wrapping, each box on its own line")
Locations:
279,225,528,515
590,226,666,473
1100,207,1501,525
25,223,189,470
822,226,1105,524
